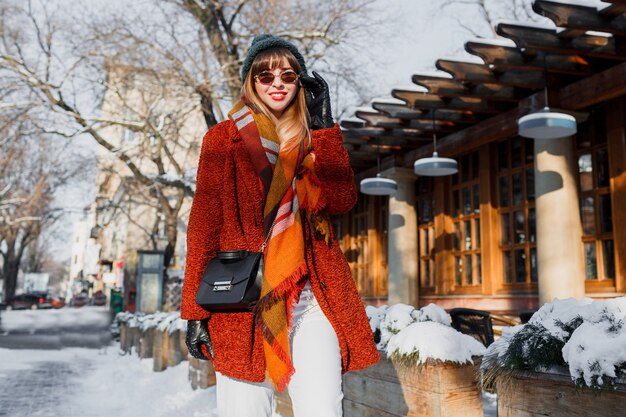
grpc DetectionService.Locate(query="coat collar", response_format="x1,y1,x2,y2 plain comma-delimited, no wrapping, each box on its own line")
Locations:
228,127,265,232
227,119,242,142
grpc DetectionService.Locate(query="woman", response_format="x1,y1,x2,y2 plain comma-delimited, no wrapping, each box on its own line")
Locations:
181,34,379,417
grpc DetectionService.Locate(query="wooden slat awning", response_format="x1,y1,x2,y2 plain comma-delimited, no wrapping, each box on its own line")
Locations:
411,74,521,102
465,41,594,75
496,23,624,61
534,0,626,37
341,0,626,173
371,101,478,124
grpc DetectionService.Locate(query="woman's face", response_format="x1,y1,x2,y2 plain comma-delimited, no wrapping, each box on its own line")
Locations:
254,58,299,119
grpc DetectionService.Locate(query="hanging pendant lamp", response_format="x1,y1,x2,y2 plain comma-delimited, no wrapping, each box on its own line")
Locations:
518,58,577,140
518,107,577,140
360,173,398,195
413,110,458,176
359,137,397,196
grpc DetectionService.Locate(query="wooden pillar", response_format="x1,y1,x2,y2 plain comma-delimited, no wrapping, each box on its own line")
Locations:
433,176,453,295
607,98,626,293
479,145,498,296
381,167,418,306
534,137,586,304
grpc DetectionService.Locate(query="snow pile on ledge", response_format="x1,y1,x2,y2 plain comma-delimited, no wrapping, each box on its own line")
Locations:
482,296,626,390
366,303,485,365
113,311,186,336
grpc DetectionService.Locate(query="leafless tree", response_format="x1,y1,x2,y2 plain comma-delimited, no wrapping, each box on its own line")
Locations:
438,0,547,38
0,114,78,300
0,0,379,271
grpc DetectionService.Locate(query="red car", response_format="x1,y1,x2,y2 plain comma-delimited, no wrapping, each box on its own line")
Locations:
50,297,66,309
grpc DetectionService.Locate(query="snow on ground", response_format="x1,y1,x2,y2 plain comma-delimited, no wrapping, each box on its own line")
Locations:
0,345,217,417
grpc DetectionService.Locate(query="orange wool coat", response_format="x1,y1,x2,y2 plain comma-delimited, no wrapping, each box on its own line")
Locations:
180,120,380,382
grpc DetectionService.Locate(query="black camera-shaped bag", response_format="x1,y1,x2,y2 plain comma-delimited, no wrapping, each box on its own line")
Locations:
196,250,264,311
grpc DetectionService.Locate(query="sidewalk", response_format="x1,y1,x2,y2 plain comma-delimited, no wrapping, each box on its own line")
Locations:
0,346,217,417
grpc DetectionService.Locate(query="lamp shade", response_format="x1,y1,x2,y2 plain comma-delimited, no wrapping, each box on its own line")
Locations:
359,174,397,196
518,107,577,139
414,152,458,176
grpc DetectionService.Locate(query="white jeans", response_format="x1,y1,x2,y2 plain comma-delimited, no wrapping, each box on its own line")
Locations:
215,282,343,417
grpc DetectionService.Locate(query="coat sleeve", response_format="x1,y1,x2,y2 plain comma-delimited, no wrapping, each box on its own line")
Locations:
312,124,357,215
180,124,228,321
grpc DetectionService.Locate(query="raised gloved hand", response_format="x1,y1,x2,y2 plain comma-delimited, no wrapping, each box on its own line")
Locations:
186,319,214,360
300,70,334,130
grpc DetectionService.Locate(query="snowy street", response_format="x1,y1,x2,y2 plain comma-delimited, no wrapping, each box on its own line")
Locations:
0,306,112,350
0,307,217,417
0,346,217,417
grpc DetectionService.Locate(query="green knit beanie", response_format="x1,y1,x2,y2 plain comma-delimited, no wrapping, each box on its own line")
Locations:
240,34,307,84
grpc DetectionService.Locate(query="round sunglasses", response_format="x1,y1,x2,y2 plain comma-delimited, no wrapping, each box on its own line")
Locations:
254,70,299,85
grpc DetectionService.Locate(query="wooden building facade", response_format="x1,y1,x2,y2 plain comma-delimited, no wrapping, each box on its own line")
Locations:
338,0,626,312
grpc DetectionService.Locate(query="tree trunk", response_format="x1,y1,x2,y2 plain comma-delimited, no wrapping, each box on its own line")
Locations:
183,0,242,99
2,245,22,301
196,82,219,129
3,261,19,300
163,214,178,270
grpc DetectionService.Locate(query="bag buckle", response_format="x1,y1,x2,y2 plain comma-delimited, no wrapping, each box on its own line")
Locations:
213,280,232,292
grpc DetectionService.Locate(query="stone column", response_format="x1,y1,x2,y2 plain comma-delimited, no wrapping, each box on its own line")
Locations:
380,167,418,306
534,137,585,305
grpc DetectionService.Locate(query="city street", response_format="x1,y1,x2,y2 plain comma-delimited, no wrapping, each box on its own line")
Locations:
0,307,217,417
0,306,112,350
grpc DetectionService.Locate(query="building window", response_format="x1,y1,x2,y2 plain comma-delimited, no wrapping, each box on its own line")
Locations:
417,177,435,289
450,151,482,287
577,108,615,283
497,137,537,286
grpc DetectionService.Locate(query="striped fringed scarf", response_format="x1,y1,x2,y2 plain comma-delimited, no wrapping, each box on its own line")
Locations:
228,100,330,391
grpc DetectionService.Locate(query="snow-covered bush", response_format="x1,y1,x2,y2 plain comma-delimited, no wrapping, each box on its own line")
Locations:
481,296,626,390
387,321,486,366
379,304,417,348
365,302,485,366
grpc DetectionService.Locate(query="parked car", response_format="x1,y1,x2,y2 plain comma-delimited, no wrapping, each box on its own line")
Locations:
50,297,66,309
71,293,89,308
6,293,53,310
92,291,107,306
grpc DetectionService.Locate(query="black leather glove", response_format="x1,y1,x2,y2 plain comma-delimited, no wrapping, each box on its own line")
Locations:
186,319,213,360
300,70,334,130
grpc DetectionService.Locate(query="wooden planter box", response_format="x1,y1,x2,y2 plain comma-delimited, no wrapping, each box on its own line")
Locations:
119,325,130,353
342,355,483,417
273,356,483,417
120,325,141,355
167,330,184,367
138,328,155,359
153,329,170,372
188,356,217,390
496,371,626,417
180,331,189,359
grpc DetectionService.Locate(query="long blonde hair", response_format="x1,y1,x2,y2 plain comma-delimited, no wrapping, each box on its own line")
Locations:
241,48,311,152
